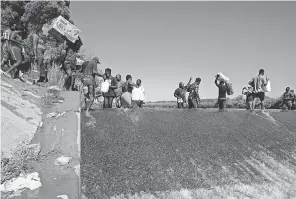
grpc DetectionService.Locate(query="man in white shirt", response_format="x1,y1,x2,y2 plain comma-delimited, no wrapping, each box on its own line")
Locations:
132,79,145,108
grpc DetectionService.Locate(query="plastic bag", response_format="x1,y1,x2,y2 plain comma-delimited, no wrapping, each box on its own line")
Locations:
226,82,234,95
263,81,271,92
216,72,230,83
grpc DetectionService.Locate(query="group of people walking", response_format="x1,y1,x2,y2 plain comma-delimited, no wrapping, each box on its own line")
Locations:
174,73,234,111
81,56,145,116
2,24,294,113
174,68,295,112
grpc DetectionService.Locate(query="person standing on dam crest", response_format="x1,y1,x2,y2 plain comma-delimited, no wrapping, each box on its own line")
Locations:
187,77,201,109
81,56,104,116
215,75,227,111
249,69,269,112
174,77,192,109
281,87,293,111
102,68,118,108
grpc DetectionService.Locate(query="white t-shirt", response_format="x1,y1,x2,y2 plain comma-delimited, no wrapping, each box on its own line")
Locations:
132,86,145,101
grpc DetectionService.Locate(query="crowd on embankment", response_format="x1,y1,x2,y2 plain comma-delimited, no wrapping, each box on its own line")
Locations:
1,22,295,114
1,20,146,117
173,69,296,112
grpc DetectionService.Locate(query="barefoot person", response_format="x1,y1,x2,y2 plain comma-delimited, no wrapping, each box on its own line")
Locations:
114,74,125,108
187,77,201,109
281,87,293,111
249,69,269,112
102,68,118,108
2,27,25,81
1,23,17,69
215,75,227,111
174,77,192,109
81,57,104,116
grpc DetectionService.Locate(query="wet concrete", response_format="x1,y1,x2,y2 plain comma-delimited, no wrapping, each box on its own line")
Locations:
81,108,296,198
12,91,81,199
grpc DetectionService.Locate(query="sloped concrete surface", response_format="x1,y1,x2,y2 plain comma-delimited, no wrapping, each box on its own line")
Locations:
1,78,43,158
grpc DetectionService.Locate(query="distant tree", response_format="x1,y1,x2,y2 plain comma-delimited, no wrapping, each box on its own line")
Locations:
1,1,28,27
21,1,71,33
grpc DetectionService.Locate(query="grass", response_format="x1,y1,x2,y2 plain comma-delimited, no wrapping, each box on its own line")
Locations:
81,109,296,198
1,143,39,185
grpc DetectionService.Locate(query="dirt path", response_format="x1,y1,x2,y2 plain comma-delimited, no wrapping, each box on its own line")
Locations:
81,108,296,198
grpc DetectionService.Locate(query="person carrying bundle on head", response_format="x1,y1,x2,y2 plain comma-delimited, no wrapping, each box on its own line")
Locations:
215,75,227,111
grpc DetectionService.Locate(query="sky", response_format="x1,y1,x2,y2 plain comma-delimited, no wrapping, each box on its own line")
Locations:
70,1,296,102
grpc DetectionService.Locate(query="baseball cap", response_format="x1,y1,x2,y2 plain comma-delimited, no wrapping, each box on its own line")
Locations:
93,56,100,64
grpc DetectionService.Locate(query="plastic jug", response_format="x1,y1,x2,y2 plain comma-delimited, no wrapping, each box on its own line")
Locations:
100,81,110,93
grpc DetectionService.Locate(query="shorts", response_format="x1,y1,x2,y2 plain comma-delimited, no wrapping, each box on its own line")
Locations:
188,98,198,109
9,46,23,62
81,76,95,87
253,92,265,101
218,98,226,110
283,100,292,110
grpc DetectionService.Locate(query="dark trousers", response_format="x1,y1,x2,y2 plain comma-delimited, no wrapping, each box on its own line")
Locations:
177,102,184,109
218,98,226,110
188,98,198,109
292,101,296,110
39,60,47,78
282,100,292,110
104,96,114,108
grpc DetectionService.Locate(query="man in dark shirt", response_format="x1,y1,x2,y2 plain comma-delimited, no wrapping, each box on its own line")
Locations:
215,75,227,111
174,77,192,109
282,87,293,111
114,74,125,108
81,56,104,115
122,75,136,94
187,78,201,109
2,27,25,81
102,68,118,108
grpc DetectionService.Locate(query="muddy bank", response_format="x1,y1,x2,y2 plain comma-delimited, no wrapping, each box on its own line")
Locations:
81,108,296,198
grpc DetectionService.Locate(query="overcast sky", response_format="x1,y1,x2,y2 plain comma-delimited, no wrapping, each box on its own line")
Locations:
70,1,296,102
